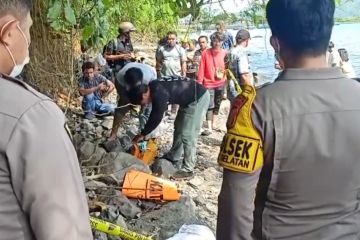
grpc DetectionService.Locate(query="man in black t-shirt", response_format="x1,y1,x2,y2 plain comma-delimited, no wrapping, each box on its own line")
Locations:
129,78,210,180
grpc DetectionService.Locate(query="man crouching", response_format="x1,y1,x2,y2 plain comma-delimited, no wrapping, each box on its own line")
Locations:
129,78,210,180
79,61,115,120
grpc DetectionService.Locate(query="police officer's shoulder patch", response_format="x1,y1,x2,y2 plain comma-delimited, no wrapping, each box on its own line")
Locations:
218,85,264,173
218,133,262,173
226,94,248,129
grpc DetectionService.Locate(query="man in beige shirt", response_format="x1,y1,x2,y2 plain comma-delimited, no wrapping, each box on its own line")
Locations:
0,1,92,239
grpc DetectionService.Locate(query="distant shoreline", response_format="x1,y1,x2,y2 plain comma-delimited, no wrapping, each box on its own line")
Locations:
179,21,359,33
335,16,360,24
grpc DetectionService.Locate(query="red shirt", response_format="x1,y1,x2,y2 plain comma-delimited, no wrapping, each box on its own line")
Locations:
197,48,227,89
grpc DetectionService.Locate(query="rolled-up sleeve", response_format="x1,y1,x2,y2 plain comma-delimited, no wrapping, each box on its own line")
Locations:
6,100,92,240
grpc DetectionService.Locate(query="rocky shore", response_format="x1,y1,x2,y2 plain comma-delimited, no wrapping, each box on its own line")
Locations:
65,93,231,239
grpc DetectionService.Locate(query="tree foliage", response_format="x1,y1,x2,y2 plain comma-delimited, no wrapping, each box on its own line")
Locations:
45,0,215,49
198,0,352,29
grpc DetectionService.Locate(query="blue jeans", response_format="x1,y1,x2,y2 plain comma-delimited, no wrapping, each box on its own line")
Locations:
82,93,115,114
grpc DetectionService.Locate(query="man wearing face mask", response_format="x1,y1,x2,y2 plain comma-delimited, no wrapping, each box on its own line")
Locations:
0,1,92,239
217,0,360,239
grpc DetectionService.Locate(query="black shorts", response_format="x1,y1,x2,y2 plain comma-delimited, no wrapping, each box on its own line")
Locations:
114,81,132,117
208,86,224,115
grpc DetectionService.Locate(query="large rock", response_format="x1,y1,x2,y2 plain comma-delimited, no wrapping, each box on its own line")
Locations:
78,141,96,160
82,146,106,166
103,139,125,153
81,119,96,132
95,126,104,135
108,191,142,219
101,152,151,182
129,197,198,239
72,133,84,150
93,232,108,240
102,119,113,130
116,215,128,229
84,180,108,190
151,159,177,179
119,135,133,151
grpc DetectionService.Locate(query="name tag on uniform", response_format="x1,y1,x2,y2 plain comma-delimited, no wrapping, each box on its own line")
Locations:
218,133,262,173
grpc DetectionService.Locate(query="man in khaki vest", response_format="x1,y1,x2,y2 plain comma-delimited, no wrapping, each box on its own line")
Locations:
217,0,360,239
0,1,92,239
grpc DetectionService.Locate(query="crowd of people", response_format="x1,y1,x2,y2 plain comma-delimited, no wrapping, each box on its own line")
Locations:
1,0,360,239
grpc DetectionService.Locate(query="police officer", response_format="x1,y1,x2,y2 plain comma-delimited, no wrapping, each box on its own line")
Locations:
104,21,136,78
0,1,92,239
217,0,360,239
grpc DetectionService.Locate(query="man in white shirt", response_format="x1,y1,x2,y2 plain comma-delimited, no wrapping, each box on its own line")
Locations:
227,29,253,101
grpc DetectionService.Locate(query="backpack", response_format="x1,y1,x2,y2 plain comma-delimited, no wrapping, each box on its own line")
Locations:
103,39,119,68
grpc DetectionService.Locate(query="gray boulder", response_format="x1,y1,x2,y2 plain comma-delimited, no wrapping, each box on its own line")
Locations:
151,159,177,179
102,119,113,130
102,139,125,153
93,232,108,240
119,135,133,151
108,191,142,219
101,152,151,182
78,141,96,160
82,146,106,166
129,196,198,239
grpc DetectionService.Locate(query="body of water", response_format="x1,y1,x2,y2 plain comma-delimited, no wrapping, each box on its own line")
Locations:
190,23,360,81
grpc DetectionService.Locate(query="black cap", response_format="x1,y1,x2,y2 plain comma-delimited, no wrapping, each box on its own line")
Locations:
236,29,251,41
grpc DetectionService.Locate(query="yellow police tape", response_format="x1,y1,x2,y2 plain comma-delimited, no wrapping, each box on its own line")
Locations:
90,217,153,240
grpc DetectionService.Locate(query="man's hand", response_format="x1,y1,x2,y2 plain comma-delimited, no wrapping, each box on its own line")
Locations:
123,53,133,61
97,83,107,91
132,134,145,144
242,73,254,86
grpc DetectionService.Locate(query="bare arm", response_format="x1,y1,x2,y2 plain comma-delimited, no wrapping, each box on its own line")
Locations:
101,80,115,98
181,60,187,77
104,53,132,61
109,86,131,140
180,48,187,77
155,48,163,78
79,84,101,96
107,80,115,93
156,60,162,79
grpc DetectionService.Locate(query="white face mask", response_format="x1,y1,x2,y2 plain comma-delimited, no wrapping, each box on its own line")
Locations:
9,55,30,78
1,22,30,78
